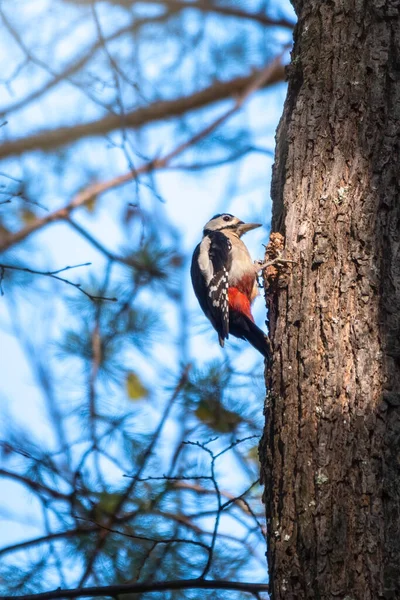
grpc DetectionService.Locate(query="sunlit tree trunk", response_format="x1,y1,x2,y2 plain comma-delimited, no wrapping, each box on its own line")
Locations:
260,1,400,598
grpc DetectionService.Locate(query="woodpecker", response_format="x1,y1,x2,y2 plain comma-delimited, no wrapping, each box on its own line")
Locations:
191,213,270,358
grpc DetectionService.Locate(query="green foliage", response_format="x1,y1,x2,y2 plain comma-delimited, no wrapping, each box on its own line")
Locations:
125,233,184,294
183,362,245,432
185,361,231,406
125,371,149,400
195,399,242,433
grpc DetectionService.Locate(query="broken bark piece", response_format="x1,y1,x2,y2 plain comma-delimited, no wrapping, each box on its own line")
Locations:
263,232,292,289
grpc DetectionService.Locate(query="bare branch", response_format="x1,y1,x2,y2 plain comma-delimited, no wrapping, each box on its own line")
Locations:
0,528,99,558
0,62,285,160
0,53,286,255
67,219,142,269
0,12,178,119
0,579,269,600
0,262,117,302
77,366,191,585
145,0,295,29
168,146,274,171
0,469,71,501
75,516,210,552
63,0,295,29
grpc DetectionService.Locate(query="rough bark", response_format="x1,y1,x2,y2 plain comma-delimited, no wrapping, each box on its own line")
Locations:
260,1,400,599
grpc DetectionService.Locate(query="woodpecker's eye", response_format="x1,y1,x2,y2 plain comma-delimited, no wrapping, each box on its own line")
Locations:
223,215,231,222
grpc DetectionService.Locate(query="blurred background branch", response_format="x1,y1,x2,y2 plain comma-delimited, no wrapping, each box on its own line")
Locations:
0,578,270,600
0,0,294,597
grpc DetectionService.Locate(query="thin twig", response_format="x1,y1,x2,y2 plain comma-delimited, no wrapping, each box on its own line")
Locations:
0,469,71,501
0,528,99,558
67,219,143,269
0,12,179,119
142,0,295,29
0,60,285,160
77,366,191,585
0,262,116,302
0,51,287,255
180,441,221,578
75,516,210,552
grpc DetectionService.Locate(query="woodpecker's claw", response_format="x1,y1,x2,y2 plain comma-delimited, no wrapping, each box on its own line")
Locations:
255,255,296,272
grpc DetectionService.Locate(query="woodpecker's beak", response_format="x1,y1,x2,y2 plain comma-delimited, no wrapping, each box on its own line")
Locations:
236,222,262,236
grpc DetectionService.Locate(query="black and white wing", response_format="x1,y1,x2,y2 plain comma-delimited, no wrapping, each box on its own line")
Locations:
191,231,232,346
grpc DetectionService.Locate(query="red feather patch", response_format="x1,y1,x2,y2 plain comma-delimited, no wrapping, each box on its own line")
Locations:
228,288,254,321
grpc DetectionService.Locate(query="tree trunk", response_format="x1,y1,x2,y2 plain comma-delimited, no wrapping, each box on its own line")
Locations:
260,1,400,598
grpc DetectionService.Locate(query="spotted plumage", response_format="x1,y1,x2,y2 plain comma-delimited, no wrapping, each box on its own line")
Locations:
192,229,232,345
191,213,270,358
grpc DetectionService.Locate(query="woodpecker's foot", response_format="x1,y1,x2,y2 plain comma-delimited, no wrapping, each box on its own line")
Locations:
255,254,296,273
262,233,294,290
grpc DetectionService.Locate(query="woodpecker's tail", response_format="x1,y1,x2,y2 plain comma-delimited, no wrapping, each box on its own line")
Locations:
229,312,271,360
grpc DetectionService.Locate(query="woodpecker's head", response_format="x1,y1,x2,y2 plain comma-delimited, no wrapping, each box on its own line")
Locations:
203,214,261,238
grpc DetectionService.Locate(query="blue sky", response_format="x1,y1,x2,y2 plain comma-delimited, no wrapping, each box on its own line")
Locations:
0,0,295,589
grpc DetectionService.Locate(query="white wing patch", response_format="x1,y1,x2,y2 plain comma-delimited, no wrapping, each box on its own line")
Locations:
198,236,213,285
196,233,231,340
